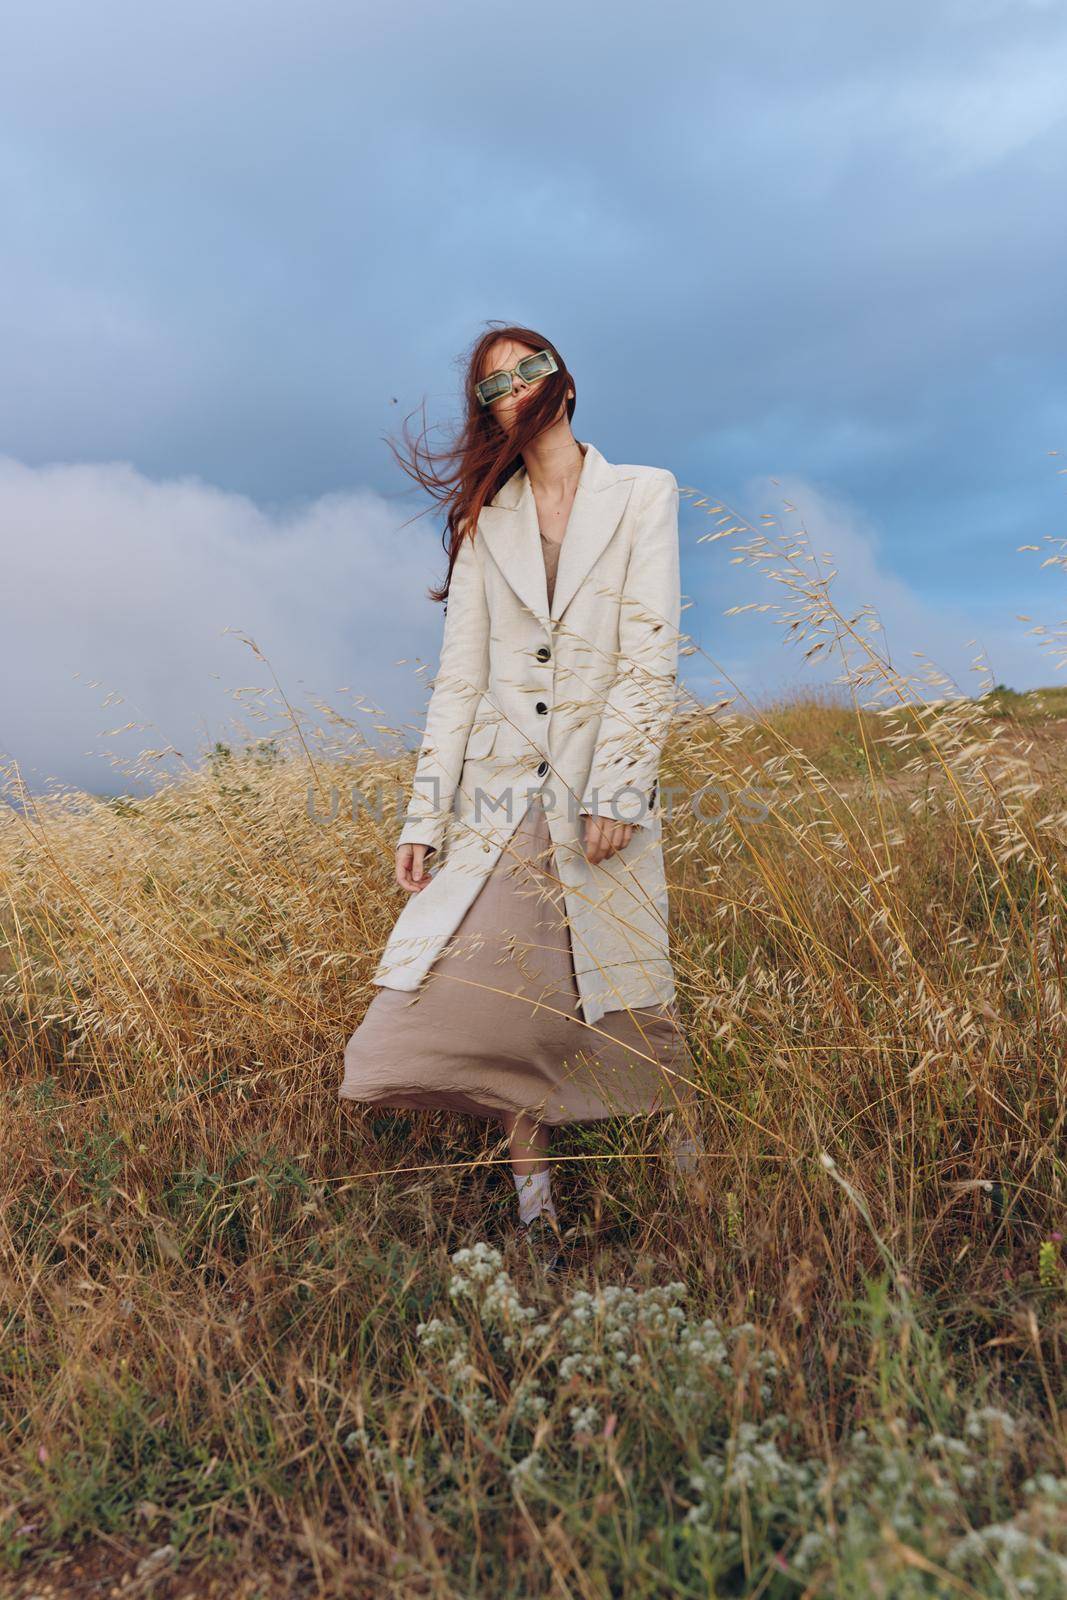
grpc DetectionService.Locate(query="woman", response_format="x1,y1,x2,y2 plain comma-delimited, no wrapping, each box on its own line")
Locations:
339,323,704,1270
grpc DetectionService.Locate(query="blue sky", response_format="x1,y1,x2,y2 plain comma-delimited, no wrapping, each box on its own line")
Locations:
2,0,1065,795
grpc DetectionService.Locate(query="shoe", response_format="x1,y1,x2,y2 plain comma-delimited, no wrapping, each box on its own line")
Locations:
519,1211,566,1274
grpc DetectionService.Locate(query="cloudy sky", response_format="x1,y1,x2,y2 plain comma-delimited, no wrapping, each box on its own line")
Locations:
2,0,1065,797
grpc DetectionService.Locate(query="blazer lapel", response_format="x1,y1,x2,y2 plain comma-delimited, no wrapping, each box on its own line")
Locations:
477,439,635,625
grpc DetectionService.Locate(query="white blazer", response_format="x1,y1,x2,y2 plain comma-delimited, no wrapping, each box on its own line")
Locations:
370,438,682,1028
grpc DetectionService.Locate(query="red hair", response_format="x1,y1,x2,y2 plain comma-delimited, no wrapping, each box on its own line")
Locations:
383,321,576,603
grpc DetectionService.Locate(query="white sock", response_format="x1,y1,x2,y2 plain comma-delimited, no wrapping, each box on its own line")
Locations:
514,1167,557,1227
671,1133,705,1175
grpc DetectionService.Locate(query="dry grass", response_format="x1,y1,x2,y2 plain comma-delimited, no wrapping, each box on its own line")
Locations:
2,498,1066,1596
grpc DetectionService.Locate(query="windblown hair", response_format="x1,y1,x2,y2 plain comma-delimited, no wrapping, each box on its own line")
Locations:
384,321,576,603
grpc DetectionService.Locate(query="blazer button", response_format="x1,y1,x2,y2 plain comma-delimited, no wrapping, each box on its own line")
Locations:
536,646,551,661
535,701,548,714
537,760,549,777
482,843,492,852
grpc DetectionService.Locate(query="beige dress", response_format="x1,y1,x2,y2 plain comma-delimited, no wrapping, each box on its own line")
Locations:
338,529,698,1126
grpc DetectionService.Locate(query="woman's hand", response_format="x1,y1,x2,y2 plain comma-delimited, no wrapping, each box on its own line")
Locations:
581,813,634,864
396,842,436,893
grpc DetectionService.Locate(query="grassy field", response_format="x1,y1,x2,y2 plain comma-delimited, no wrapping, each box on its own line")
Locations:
2,633,1067,1595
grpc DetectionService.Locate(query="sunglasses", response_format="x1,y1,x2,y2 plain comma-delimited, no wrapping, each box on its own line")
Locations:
475,348,559,408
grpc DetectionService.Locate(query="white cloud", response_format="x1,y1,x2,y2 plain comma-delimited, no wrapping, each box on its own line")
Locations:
1,455,1057,800
0,455,443,796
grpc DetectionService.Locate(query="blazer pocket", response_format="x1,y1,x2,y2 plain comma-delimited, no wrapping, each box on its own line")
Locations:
463,719,499,762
